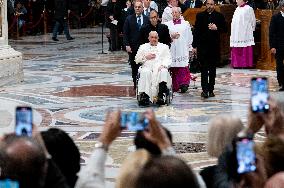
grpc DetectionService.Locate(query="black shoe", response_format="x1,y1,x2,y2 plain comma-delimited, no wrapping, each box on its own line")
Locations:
201,91,209,98
157,93,166,105
209,91,215,97
180,84,188,93
279,87,284,91
139,93,150,106
67,37,74,40
52,37,59,41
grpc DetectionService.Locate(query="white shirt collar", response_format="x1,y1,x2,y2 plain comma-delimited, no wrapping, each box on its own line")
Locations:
281,11,284,17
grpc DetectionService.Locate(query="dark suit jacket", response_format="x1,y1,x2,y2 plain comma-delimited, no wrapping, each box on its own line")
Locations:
105,1,123,30
143,7,155,17
139,23,171,47
54,0,68,22
123,14,150,52
269,12,284,53
192,10,227,63
180,0,203,13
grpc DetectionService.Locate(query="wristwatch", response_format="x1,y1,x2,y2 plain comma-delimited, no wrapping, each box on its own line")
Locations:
95,141,109,151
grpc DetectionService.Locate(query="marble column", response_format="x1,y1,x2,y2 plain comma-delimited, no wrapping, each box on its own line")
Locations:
0,0,23,86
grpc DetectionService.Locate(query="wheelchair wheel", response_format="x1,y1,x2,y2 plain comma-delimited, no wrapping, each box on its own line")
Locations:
166,87,173,106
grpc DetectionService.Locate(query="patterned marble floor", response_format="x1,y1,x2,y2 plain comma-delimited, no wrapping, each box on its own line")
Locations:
1,28,278,187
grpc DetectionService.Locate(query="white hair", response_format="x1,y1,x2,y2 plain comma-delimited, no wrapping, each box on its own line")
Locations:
148,31,159,37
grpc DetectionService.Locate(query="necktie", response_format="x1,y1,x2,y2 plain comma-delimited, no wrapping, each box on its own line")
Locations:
146,9,149,16
137,16,142,29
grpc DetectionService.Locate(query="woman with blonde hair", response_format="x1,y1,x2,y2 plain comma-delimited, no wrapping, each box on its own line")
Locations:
200,114,244,188
116,149,151,188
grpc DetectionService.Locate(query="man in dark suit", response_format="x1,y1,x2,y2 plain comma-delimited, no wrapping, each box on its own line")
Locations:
140,10,171,47
192,0,227,98
180,0,203,13
123,0,150,89
269,0,284,91
143,0,155,17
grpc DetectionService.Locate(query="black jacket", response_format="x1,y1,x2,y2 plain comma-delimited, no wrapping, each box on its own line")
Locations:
192,10,227,62
105,1,123,30
54,0,68,22
123,14,150,51
269,12,284,53
139,23,171,47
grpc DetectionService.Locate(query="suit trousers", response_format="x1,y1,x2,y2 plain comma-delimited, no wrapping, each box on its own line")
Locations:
276,52,284,86
110,26,119,51
200,62,216,93
129,50,140,88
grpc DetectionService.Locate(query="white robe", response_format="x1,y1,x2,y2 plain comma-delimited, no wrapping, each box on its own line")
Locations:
230,5,256,47
135,43,172,102
165,20,193,67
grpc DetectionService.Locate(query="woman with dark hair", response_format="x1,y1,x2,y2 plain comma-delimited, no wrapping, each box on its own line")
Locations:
135,155,200,188
41,128,81,188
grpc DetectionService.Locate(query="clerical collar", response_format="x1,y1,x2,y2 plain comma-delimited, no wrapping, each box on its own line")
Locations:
281,11,284,17
173,19,181,25
240,3,246,7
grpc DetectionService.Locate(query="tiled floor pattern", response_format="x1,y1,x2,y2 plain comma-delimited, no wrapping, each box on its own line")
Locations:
0,28,277,187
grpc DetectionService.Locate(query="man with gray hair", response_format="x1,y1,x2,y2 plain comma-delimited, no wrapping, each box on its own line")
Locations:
269,0,284,91
135,31,172,105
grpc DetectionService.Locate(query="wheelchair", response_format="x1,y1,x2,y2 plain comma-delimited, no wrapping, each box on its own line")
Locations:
136,67,173,106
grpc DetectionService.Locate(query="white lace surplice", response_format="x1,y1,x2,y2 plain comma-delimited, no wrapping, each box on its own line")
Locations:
165,20,193,67
230,5,256,47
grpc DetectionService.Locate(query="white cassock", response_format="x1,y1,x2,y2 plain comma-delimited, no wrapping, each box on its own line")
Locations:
135,43,172,102
230,5,256,47
165,20,193,67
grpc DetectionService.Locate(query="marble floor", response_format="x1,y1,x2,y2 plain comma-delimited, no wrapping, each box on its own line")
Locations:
1,27,279,187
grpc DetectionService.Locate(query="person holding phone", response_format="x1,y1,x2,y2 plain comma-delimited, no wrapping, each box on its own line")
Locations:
75,109,174,188
269,0,284,91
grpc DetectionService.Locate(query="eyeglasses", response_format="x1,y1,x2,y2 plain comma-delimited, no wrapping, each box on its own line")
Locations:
206,3,215,5
150,16,158,19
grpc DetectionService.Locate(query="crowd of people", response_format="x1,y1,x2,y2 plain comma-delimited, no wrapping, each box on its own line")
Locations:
1,95,284,188
7,0,102,37
116,0,284,105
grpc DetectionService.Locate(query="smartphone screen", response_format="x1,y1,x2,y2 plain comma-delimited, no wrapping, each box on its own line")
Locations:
15,107,33,137
236,138,256,174
0,179,19,188
251,77,269,113
121,112,149,131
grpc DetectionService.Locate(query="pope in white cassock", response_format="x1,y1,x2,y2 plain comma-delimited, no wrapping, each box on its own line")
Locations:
165,7,193,93
135,31,172,105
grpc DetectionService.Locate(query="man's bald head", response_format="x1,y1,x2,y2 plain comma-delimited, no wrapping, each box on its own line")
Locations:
172,7,181,20
265,172,284,188
0,135,47,188
206,0,215,13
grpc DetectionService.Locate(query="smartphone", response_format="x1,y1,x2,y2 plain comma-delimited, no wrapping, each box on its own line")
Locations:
236,138,256,174
121,112,149,131
0,179,19,188
251,77,269,113
15,106,33,137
